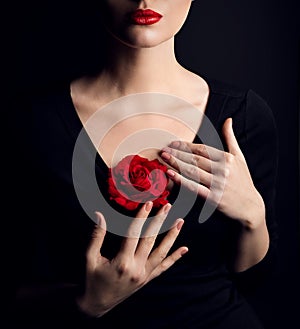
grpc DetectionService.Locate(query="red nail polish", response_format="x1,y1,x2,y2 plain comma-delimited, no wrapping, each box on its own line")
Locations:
145,201,153,211
167,170,175,177
164,203,172,214
177,220,184,230
95,212,103,226
181,248,188,256
161,152,171,160
170,141,180,148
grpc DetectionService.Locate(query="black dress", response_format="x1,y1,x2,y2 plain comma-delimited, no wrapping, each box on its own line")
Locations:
15,78,278,329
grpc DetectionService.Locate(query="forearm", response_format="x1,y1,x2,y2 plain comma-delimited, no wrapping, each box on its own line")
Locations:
231,203,270,273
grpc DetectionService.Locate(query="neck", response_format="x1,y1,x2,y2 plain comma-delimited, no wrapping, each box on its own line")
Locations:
99,37,182,95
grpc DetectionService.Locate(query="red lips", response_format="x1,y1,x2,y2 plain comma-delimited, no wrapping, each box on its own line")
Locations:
130,9,163,25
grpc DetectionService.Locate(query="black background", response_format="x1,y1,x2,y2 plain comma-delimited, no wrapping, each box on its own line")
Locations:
15,1,299,328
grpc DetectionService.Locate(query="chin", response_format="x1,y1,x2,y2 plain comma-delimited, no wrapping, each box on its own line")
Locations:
115,29,172,49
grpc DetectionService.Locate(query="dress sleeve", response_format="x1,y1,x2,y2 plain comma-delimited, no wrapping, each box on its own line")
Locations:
230,89,279,293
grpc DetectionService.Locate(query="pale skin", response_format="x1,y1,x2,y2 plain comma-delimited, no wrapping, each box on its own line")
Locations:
161,118,269,272
79,203,187,317
73,0,270,317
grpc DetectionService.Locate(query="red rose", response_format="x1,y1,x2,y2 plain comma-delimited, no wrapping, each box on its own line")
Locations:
108,155,169,211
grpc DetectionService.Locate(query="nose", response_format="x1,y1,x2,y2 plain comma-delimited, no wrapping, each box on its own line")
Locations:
130,0,148,4
133,0,155,9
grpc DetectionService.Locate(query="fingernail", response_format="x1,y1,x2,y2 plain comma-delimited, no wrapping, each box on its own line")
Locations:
164,203,172,214
167,169,176,177
177,219,184,230
94,212,103,226
170,141,180,148
162,147,172,153
145,201,153,212
161,152,171,160
181,248,189,256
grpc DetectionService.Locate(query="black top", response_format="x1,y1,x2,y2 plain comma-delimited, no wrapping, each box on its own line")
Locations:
16,78,278,329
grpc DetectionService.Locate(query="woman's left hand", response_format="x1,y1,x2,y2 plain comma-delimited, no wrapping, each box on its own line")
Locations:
160,118,265,226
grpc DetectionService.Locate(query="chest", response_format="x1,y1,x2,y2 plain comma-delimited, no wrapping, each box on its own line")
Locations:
81,95,204,168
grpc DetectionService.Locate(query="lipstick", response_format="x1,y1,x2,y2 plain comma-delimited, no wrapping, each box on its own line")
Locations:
130,9,163,25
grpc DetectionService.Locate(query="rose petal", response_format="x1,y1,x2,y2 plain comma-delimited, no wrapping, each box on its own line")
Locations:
108,154,169,210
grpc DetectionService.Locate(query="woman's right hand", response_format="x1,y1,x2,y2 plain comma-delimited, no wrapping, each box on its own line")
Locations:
77,201,188,317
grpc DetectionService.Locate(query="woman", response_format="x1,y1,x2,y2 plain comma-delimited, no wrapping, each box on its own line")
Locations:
16,0,278,328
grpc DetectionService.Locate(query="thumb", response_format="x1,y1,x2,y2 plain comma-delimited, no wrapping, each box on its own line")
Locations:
87,212,107,260
222,118,241,156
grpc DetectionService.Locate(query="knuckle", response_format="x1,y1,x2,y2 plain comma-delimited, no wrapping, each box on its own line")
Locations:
170,157,178,168
194,155,202,167
223,167,230,178
143,237,156,248
186,165,197,177
130,272,144,284
128,226,143,238
225,153,234,164
196,144,206,155
116,262,130,276
169,148,176,157
168,254,177,265
159,261,169,273
209,193,220,206
205,175,213,187
211,175,225,190
188,181,198,193
211,165,221,175
209,188,224,205
158,250,167,262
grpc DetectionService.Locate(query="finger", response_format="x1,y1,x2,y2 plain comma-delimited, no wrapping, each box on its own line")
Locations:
161,152,213,187
166,169,211,198
168,141,224,161
222,118,242,156
161,147,212,173
87,212,107,260
119,201,153,256
147,219,185,270
135,203,171,260
148,246,189,281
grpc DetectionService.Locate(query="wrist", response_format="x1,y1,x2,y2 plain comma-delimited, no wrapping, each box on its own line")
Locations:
239,194,266,230
240,214,266,231
76,295,110,318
